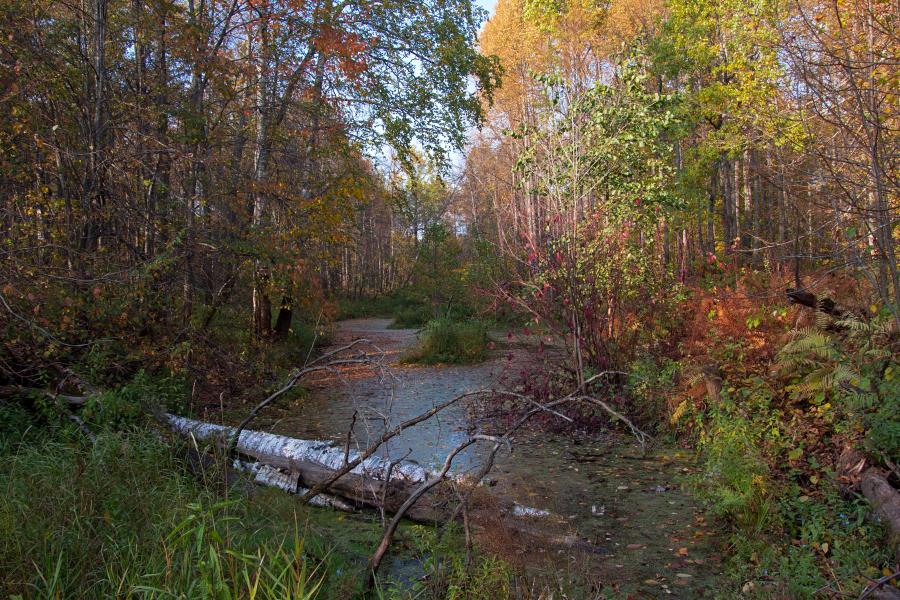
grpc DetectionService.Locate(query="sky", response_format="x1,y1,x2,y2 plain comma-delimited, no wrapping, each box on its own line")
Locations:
476,0,497,19
374,0,497,176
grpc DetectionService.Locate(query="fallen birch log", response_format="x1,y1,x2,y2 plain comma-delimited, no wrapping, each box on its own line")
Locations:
167,413,469,522
165,413,572,530
836,448,900,563
234,460,355,512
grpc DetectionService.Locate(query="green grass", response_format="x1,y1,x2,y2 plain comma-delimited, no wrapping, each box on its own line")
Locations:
0,397,517,599
403,319,490,365
0,430,333,599
335,291,476,329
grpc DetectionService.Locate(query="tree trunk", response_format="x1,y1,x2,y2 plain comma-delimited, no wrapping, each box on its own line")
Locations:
251,19,273,340
273,296,293,339
860,469,900,563
81,0,108,255
165,414,464,522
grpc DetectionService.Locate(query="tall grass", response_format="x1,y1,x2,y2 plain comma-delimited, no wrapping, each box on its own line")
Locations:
0,431,339,599
335,291,477,329
0,419,524,599
403,319,490,365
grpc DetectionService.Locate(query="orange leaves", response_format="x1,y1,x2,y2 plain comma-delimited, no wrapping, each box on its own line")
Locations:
314,26,371,82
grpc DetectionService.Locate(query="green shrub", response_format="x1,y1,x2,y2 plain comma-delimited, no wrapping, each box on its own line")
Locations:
404,319,489,364
335,295,394,320
80,369,187,429
391,303,436,328
335,289,476,329
695,381,781,531
626,356,680,428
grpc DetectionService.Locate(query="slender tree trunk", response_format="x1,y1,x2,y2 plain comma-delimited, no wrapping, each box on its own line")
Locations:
733,156,742,265
719,157,734,260
82,0,108,255
251,18,273,340
707,164,716,257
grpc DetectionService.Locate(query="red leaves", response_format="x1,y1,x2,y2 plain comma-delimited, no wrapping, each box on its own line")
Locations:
314,26,372,82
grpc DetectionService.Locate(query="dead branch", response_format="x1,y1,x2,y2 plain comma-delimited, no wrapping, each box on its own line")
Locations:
577,395,652,451
228,338,378,457
786,288,845,318
368,437,480,585
0,385,90,406
858,570,900,600
379,448,412,524
299,389,496,504
66,412,96,443
343,409,358,467
581,370,628,389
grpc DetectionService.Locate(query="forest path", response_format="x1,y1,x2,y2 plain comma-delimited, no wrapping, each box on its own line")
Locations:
260,318,727,597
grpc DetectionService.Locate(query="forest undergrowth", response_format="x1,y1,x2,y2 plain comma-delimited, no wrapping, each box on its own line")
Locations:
632,271,899,598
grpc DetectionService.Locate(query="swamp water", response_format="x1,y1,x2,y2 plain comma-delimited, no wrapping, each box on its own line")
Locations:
254,319,727,598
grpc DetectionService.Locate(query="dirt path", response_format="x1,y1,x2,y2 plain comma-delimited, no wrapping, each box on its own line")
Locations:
261,318,727,597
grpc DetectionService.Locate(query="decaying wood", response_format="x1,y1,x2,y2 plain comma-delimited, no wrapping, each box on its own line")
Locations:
837,446,868,493
701,363,723,403
836,448,900,562
858,570,900,600
786,288,845,318
860,468,900,563
166,413,455,522
233,461,356,512
0,384,89,406
66,412,96,443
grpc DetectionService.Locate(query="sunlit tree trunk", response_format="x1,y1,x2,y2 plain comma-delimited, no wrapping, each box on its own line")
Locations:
251,15,273,340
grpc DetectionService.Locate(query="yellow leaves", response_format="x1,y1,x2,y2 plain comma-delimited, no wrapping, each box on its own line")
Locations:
670,399,689,424
605,0,667,47
751,474,767,494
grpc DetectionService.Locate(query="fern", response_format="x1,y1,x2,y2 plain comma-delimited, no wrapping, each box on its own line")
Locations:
778,329,839,377
777,326,857,401
777,312,899,463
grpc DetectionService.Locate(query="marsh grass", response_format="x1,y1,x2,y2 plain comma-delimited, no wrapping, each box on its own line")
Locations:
0,413,525,599
403,319,490,365
0,431,333,599
0,422,434,599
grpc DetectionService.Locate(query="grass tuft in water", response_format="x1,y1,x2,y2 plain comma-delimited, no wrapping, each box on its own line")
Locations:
403,319,490,365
